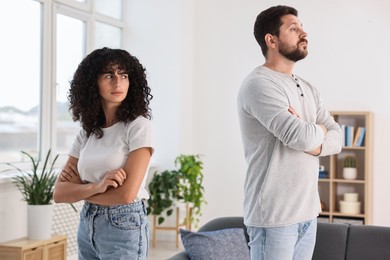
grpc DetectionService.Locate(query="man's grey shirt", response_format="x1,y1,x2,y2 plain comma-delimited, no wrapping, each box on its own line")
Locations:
237,66,342,227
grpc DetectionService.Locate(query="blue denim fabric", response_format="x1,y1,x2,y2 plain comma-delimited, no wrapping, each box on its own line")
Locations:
77,200,149,260
246,218,317,260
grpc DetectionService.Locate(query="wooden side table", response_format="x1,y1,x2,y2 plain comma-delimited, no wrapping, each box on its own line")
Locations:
0,235,67,260
152,203,192,248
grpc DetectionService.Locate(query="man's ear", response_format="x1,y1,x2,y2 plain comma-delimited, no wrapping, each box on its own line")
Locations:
265,33,277,49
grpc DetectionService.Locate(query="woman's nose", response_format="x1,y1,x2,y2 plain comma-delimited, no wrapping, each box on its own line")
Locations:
113,75,121,86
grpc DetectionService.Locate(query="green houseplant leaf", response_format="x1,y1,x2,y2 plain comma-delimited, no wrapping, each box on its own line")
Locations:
8,149,59,205
344,156,357,168
175,154,206,227
147,154,206,227
147,169,180,224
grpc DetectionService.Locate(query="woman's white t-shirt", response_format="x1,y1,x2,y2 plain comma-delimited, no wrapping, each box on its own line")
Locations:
69,116,153,201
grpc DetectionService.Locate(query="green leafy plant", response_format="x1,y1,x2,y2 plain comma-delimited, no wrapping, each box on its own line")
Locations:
175,154,206,227
344,156,357,168
147,169,180,225
147,154,206,227
8,150,58,205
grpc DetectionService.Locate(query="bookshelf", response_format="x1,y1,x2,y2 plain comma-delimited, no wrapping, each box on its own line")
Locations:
318,111,372,225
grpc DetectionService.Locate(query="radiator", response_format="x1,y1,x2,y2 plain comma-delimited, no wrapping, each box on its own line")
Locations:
52,201,83,256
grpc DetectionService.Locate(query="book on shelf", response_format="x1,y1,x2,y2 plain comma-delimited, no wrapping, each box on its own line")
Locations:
353,127,366,147
344,125,354,147
341,125,366,147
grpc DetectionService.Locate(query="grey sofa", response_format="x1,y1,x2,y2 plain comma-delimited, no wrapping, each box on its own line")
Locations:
168,216,390,260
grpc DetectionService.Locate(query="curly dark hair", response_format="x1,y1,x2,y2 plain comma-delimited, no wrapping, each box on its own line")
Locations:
254,5,298,57
68,47,152,138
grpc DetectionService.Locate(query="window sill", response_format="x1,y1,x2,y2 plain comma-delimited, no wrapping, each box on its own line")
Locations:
0,172,15,184
1,164,158,184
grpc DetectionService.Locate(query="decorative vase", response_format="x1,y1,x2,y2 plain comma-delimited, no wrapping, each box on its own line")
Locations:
27,204,54,240
343,167,357,180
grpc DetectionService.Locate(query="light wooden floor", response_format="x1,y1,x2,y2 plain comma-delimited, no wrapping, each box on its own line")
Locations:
67,240,183,260
148,240,183,260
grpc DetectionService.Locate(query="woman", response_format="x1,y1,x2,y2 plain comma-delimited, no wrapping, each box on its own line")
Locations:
53,47,153,260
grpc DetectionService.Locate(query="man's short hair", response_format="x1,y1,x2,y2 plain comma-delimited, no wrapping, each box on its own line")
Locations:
254,5,298,57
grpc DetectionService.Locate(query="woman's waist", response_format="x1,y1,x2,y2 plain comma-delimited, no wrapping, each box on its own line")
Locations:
82,199,146,214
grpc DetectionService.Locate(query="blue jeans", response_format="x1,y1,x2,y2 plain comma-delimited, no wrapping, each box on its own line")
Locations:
77,200,149,260
246,218,317,260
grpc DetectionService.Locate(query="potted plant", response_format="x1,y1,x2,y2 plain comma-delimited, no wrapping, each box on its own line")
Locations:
343,156,357,180
147,154,206,228
8,149,59,240
175,154,206,227
147,169,180,225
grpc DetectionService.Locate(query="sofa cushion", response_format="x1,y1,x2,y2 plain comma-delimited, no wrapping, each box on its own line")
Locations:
179,228,250,260
312,222,349,260
346,224,390,260
198,216,249,242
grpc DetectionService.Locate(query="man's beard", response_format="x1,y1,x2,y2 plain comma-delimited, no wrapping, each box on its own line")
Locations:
279,40,308,62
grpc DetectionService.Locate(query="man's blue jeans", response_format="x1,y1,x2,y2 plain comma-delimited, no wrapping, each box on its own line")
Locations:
246,218,317,260
77,200,149,260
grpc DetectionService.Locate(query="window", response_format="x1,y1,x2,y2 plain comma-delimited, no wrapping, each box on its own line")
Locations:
0,0,41,164
94,0,122,19
95,22,122,49
55,13,85,156
0,0,124,171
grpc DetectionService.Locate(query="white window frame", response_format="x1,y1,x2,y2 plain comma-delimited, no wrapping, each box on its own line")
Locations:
0,0,124,176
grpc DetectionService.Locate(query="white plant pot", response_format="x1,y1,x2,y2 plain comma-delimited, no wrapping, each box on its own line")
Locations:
343,167,357,180
27,204,54,240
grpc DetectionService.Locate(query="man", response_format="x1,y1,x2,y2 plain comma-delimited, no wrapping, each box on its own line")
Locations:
237,5,342,260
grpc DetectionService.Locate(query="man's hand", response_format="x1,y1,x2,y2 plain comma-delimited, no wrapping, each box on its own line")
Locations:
288,106,328,156
288,106,301,118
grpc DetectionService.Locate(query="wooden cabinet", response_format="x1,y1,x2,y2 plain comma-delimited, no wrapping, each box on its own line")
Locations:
318,111,372,224
0,235,66,260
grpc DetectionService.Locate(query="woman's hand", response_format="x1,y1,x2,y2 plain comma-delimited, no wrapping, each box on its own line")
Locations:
95,168,127,193
60,163,82,184
84,147,152,205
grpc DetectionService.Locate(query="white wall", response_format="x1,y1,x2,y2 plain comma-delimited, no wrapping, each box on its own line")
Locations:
190,0,390,226
0,182,27,242
125,0,390,227
124,0,196,169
